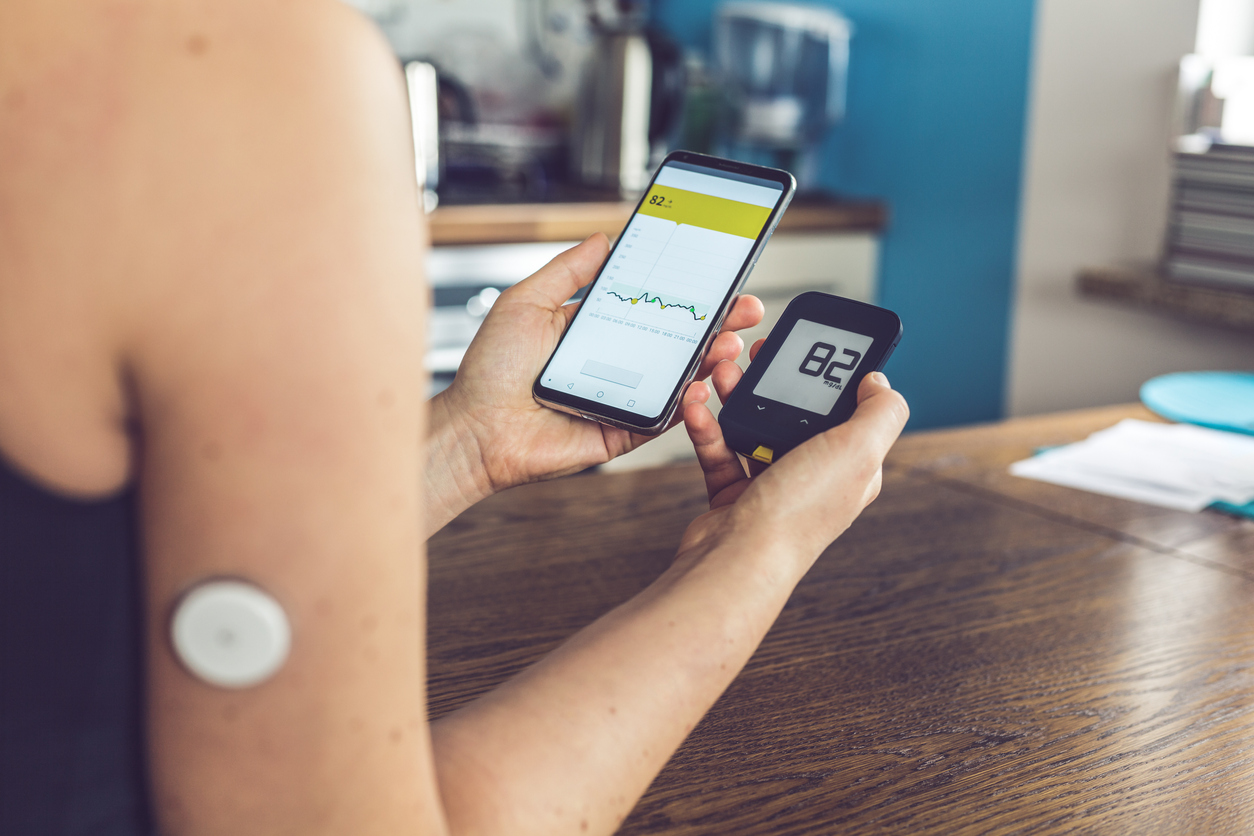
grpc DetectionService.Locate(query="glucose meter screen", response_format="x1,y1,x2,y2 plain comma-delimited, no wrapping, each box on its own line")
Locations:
752,319,876,415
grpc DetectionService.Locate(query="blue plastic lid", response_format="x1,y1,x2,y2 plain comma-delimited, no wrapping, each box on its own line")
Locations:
1140,371,1254,436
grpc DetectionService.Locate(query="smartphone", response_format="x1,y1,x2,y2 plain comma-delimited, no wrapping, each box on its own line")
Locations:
533,151,796,434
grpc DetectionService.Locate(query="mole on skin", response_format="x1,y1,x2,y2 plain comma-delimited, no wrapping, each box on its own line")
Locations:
186,34,208,56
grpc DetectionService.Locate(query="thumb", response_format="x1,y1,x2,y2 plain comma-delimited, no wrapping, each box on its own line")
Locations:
513,234,610,309
838,372,910,461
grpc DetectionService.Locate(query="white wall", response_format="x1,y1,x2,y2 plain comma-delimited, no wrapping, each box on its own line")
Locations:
1007,0,1253,418
1197,0,1254,58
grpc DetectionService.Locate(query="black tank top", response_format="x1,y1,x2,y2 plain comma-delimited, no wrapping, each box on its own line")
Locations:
0,453,152,835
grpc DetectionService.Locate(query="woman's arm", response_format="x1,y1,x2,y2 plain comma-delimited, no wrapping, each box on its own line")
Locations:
120,5,442,833
429,373,908,834
114,4,907,834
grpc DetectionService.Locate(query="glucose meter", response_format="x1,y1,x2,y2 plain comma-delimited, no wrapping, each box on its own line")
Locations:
718,292,902,463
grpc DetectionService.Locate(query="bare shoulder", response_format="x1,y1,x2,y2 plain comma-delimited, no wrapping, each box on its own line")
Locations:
115,0,425,360
0,0,424,495
144,0,411,160
70,6,440,830
123,0,420,279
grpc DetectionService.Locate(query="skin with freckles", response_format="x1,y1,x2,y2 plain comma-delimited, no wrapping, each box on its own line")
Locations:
0,1,909,834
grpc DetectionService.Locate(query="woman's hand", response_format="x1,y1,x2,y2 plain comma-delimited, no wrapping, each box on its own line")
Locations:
679,348,910,571
430,343,908,836
425,234,765,531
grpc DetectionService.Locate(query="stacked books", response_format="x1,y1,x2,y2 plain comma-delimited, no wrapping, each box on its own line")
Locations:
1165,140,1254,291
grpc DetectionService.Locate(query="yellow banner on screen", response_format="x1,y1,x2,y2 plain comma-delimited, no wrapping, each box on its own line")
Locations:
637,185,773,240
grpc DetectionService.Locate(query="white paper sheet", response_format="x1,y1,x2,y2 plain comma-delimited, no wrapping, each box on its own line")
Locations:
1009,419,1254,512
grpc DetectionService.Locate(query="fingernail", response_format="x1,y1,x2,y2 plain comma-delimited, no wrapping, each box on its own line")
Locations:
871,372,890,388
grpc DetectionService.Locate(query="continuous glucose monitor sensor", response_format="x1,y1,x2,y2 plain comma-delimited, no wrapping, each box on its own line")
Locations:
170,579,291,689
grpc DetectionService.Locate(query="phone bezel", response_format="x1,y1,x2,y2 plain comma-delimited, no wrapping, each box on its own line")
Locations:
718,292,903,458
532,151,797,434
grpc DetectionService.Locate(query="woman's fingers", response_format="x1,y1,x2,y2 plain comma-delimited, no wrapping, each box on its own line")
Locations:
637,381,713,443
851,373,909,439
694,296,761,380
686,380,711,406
696,330,745,380
513,234,610,310
682,395,748,506
721,294,765,333
710,359,743,406
706,339,764,405
857,370,890,401
823,373,910,471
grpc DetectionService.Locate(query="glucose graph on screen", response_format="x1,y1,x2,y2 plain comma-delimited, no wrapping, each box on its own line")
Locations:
603,285,709,321
595,211,754,337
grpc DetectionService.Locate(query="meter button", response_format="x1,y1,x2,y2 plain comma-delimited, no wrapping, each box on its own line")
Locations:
750,446,774,464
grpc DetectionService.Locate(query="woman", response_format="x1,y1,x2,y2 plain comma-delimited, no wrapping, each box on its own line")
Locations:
0,1,909,834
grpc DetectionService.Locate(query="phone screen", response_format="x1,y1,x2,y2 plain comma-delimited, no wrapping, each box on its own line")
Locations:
537,159,789,424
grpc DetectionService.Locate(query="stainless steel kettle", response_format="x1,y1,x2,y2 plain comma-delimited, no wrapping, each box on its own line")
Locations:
570,0,685,194
571,35,655,193
571,0,652,193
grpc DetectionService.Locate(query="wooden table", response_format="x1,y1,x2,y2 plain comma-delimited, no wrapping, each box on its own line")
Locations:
426,405,1254,834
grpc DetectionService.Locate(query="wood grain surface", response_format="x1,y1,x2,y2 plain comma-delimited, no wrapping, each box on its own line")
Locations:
888,405,1254,576
426,405,1254,834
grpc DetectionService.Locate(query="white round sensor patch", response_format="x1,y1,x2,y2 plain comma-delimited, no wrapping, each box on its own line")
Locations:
171,580,291,689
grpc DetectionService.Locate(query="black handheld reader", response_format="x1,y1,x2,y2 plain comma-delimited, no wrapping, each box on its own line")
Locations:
718,292,903,464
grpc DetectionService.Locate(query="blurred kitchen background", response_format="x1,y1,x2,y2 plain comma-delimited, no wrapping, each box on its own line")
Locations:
348,0,1252,463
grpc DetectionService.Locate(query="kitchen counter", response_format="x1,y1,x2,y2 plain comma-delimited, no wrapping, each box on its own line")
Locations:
1077,263,1254,332
428,196,888,246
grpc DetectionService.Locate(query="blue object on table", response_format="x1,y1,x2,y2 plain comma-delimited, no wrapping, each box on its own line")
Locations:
1212,498,1254,520
1140,371,1254,437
